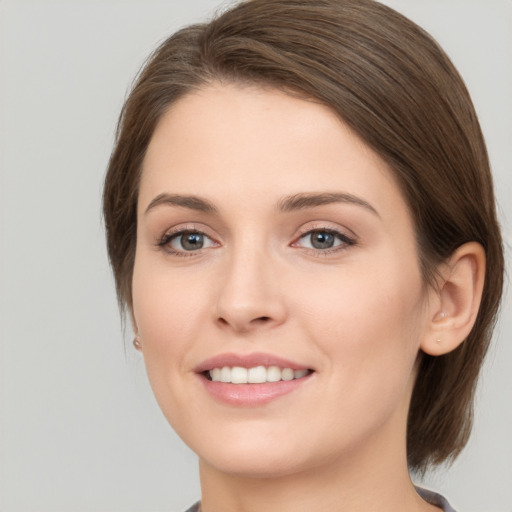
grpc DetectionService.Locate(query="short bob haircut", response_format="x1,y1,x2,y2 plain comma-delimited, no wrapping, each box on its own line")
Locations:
103,0,504,474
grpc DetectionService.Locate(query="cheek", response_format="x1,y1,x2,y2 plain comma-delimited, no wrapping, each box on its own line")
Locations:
296,266,426,453
131,259,205,366
298,257,426,383
131,260,208,432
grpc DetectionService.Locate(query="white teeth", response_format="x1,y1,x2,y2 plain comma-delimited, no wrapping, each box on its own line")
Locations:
231,366,248,384
220,366,231,383
281,368,294,381
248,366,267,383
209,366,310,384
266,366,281,382
294,369,309,379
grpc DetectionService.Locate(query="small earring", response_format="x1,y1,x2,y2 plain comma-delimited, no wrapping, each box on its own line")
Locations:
133,336,142,350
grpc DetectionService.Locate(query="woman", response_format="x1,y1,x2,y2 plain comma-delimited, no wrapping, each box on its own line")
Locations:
103,1,504,510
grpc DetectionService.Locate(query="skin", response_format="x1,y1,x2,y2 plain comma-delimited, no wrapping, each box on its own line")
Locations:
132,83,459,512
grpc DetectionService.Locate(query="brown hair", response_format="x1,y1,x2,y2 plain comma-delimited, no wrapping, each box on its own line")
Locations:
103,0,504,474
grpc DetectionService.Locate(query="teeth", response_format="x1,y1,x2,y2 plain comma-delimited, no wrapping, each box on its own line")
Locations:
209,366,310,384
248,366,267,383
231,366,247,384
281,368,294,381
267,366,281,382
220,366,231,383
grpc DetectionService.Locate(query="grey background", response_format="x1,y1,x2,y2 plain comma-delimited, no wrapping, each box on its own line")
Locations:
0,1,510,511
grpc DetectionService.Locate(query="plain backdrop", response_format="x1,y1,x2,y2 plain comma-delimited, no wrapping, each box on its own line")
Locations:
0,1,510,511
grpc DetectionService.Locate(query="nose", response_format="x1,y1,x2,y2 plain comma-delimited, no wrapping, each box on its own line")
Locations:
213,246,287,334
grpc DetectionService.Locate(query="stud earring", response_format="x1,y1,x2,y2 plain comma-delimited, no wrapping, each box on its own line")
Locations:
133,336,142,350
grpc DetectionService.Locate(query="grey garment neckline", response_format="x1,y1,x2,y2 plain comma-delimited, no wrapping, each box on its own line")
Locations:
185,487,457,512
416,486,458,512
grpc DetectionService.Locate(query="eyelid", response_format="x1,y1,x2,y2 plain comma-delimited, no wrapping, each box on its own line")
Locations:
291,222,357,252
155,224,220,256
293,221,356,240
154,221,356,256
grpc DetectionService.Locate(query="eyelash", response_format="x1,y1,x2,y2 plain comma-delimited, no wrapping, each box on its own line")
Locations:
293,228,356,255
156,228,217,257
156,226,356,257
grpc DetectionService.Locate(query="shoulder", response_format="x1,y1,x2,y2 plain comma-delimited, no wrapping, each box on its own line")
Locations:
183,503,200,512
184,492,457,512
416,486,458,512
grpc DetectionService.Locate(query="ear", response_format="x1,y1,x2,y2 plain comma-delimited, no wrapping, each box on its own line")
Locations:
421,242,486,356
129,308,143,352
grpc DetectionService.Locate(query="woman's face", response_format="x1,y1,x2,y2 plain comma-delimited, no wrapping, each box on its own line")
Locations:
133,84,435,478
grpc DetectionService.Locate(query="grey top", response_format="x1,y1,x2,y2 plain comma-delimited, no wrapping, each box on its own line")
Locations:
416,487,457,512
184,488,456,511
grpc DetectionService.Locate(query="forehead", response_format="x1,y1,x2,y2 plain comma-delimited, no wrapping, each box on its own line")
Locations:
139,83,407,222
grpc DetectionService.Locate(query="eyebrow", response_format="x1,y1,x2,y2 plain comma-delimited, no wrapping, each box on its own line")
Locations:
276,192,379,217
145,193,218,214
145,191,379,217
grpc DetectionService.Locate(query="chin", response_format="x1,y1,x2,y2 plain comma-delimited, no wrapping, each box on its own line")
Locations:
201,448,309,479
189,424,314,478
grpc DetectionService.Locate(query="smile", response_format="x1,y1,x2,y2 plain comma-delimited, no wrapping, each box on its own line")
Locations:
196,353,315,406
207,366,311,384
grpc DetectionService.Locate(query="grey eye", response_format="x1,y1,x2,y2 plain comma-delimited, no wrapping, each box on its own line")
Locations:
180,233,204,250
309,231,335,249
169,231,215,251
296,229,354,251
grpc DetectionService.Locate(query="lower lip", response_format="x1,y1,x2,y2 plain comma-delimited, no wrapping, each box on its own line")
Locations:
199,374,312,407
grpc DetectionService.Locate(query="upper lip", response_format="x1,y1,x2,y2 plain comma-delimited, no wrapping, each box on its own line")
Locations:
194,352,312,373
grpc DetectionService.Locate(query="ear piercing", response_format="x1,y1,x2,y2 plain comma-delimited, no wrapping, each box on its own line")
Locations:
435,312,446,345
133,336,142,350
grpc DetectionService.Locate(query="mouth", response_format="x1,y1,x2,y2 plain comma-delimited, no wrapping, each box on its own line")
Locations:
203,366,313,384
195,353,315,406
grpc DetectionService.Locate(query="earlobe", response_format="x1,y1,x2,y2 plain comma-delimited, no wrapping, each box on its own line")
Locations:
133,336,143,351
421,242,486,356
130,309,143,352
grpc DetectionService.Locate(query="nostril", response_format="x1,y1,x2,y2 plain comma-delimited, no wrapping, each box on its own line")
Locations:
215,314,275,331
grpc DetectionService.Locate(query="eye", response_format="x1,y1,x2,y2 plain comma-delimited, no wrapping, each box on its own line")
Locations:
295,229,355,251
159,230,217,254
